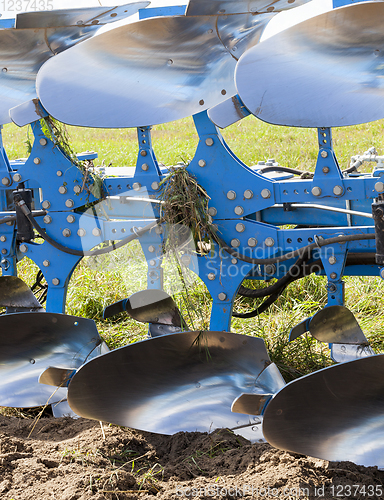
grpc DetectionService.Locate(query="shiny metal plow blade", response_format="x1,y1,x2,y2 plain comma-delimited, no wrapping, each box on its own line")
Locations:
0,313,102,407
68,331,271,438
309,306,368,345
186,0,311,16
15,3,149,29
236,2,384,128
0,276,43,311
263,355,384,468
36,13,270,128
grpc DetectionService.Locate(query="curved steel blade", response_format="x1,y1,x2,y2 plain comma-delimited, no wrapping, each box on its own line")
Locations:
186,0,311,16
236,2,384,128
0,276,43,311
125,289,183,327
36,13,270,128
263,355,384,467
15,3,149,29
0,4,147,125
68,331,271,436
0,313,102,407
208,94,251,128
309,306,368,345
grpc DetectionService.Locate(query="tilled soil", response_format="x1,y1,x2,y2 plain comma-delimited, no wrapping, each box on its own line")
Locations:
0,414,383,500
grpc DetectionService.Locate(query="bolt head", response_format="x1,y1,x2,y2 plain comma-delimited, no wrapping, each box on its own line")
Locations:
148,245,156,253
77,228,86,237
1,177,10,186
141,163,149,171
235,223,245,233
59,186,67,194
208,207,217,216
1,249,7,255
33,157,41,165
333,185,343,196
40,138,48,146
65,199,75,208
248,237,257,247
208,273,216,281
42,200,51,210
0,236,6,242
198,159,206,168
67,214,76,223
140,150,147,157
52,278,60,286
13,173,22,182
231,238,241,248
92,228,101,237
265,264,276,275
328,256,337,265
43,260,50,267
133,182,141,191
320,151,328,158
154,226,163,235
234,206,244,216
62,228,71,237
19,244,28,253
149,259,156,266
57,170,63,177
73,185,82,194
231,258,238,265
227,190,236,200
322,166,330,174
43,215,52,224
380,268,384,280
375,181,384,193
311,186,322,197
261,189,271,199
218,292,227,301
151,182,159,191
330,272,337,280
244,190,253,199
205,138,214,147
265,237,275,247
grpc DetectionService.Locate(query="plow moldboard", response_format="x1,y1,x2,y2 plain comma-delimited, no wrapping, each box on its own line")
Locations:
0,313,101,407
68,331,270,438
263,354,384,468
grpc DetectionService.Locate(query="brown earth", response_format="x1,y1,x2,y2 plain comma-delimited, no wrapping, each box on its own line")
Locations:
0,414,383,500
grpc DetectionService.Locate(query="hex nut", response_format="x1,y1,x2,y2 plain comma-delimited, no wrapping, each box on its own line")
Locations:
261,189,271,199
311,186,322,197
333,185,343,196
234,206,244,216
67,214,76,223
65,199,75,208
133,182,141,191
13,173,22,182
43,215,52,224
1,177,10,186
52,278,60,286
231,238,241,248
320,151,328,158
265,237,275,247
59,186,67,194
205,138,214,147
218,292,227,301
248,238,257,247
235,223,245,233
141,163,149,171
43,260,50,267
227,190,236,200
244,190,253,199
62,228,71,237
77,228,86,237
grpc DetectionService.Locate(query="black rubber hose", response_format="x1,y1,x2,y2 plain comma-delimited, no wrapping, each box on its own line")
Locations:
258,165,312,177
233,252,377,318
215,232,375,266
16,200,159,257
237,252,376,298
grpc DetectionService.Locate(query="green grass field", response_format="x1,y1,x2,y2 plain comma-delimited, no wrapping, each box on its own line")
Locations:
4,115,384,379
